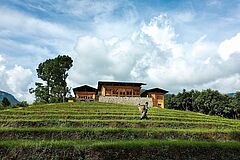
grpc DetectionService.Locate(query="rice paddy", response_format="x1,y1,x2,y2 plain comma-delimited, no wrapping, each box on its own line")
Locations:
0,102,239,159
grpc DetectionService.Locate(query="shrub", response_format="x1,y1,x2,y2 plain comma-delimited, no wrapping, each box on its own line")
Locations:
17,101,29,107
11,101,29,108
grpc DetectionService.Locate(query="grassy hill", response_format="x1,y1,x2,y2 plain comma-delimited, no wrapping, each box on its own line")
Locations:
0,102,240,159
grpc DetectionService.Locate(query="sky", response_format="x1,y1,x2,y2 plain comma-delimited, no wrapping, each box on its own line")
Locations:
0,0,240,102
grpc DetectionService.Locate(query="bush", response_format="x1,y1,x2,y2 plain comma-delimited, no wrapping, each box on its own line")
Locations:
32,101,46,105
11,101,29,108
17,101,29,107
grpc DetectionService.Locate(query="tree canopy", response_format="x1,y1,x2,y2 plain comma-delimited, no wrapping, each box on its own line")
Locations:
30,55,73,103
165,89,240,119
1,97,11,107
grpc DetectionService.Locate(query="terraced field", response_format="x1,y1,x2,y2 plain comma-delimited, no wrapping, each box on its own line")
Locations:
0,102,240,159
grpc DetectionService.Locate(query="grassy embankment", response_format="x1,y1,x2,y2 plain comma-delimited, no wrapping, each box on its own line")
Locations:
0,102,240,159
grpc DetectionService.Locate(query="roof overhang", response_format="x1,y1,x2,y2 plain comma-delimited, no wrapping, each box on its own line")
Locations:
73,85,97,92
141,88,168,96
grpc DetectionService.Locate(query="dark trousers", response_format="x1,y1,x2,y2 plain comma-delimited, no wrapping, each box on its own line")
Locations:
141,110,148,120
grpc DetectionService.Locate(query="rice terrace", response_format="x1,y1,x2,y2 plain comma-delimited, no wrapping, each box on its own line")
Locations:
0,102,239,159
1,0,240,159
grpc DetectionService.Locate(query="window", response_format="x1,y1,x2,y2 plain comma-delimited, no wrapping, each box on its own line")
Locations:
157,95,163,100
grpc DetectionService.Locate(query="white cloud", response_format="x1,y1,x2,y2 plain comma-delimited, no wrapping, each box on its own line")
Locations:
0,7,75,39
0,6,78,61
196,74,240,93
0,6,79,102
69,14,240,93
0,55,8,91
141,15,177,50
0,54,34,102
206,0,222,7
218,33,240,61
53,0,121,17
0,38,50,57
6,65,33,94
172,11,195,23
0,55,5,71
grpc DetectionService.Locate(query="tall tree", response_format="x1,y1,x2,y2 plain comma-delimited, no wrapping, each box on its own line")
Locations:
2,97,11,107
31,55,73,103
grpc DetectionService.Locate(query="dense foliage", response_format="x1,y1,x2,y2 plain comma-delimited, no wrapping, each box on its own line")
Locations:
30,55,73,103
165,89,240,119
1,97,11,107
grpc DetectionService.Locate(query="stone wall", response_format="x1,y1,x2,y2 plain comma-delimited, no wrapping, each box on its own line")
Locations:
99,96,153,106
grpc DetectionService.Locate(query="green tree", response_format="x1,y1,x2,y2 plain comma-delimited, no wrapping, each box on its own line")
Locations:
163,89,240,119
30,55,73,103
232,91,240,119
172,89,193,111
192,89,224,115
164,94,174,109
1,97,11,107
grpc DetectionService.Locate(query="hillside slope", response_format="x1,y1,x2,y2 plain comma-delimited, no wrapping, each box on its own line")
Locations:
0,102,239,159
0,90,19,104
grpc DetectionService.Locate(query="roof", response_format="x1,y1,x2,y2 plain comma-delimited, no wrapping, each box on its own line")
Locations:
97,81,146,90
73,85,97,93
141,88,168,96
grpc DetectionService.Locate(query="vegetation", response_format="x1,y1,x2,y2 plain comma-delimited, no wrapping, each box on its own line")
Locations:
11,101,29,108
0,102,239,159
0,100,29,110
165,89,240,119
30,55,73,103
1,97,11,107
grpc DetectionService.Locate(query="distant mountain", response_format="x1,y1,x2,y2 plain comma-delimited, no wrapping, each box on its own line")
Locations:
227,93,236,97
0,91,19,105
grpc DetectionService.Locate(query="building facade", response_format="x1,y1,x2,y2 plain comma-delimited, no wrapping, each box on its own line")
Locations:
73,82,168,108
141,88,168,108
73,85,97,101
97,81,145,97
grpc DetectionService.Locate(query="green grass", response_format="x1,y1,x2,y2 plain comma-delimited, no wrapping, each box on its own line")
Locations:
0,102,240,159
0,139,239,159
0,139,240,148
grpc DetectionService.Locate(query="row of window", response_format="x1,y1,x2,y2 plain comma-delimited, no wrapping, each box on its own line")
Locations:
105,89,140,96
76,95,94,99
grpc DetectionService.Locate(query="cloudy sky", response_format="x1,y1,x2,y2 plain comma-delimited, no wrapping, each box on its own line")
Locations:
0,0,240,102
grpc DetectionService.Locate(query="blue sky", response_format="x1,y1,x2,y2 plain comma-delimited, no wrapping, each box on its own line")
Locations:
0,0,240,101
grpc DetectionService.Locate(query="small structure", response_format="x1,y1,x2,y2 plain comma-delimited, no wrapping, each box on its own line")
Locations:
73,85,97,101
141,88,168,108
98,81,146,97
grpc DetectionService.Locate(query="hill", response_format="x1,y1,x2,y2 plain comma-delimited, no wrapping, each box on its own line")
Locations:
0,90,19,104
0,102,239,159
228,92,236,97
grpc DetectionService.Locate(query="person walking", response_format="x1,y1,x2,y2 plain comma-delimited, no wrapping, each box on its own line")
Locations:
140,102,149,120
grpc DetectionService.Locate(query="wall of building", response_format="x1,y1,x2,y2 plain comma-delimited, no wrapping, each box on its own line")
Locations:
99,96,153,106
101,85,141,97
